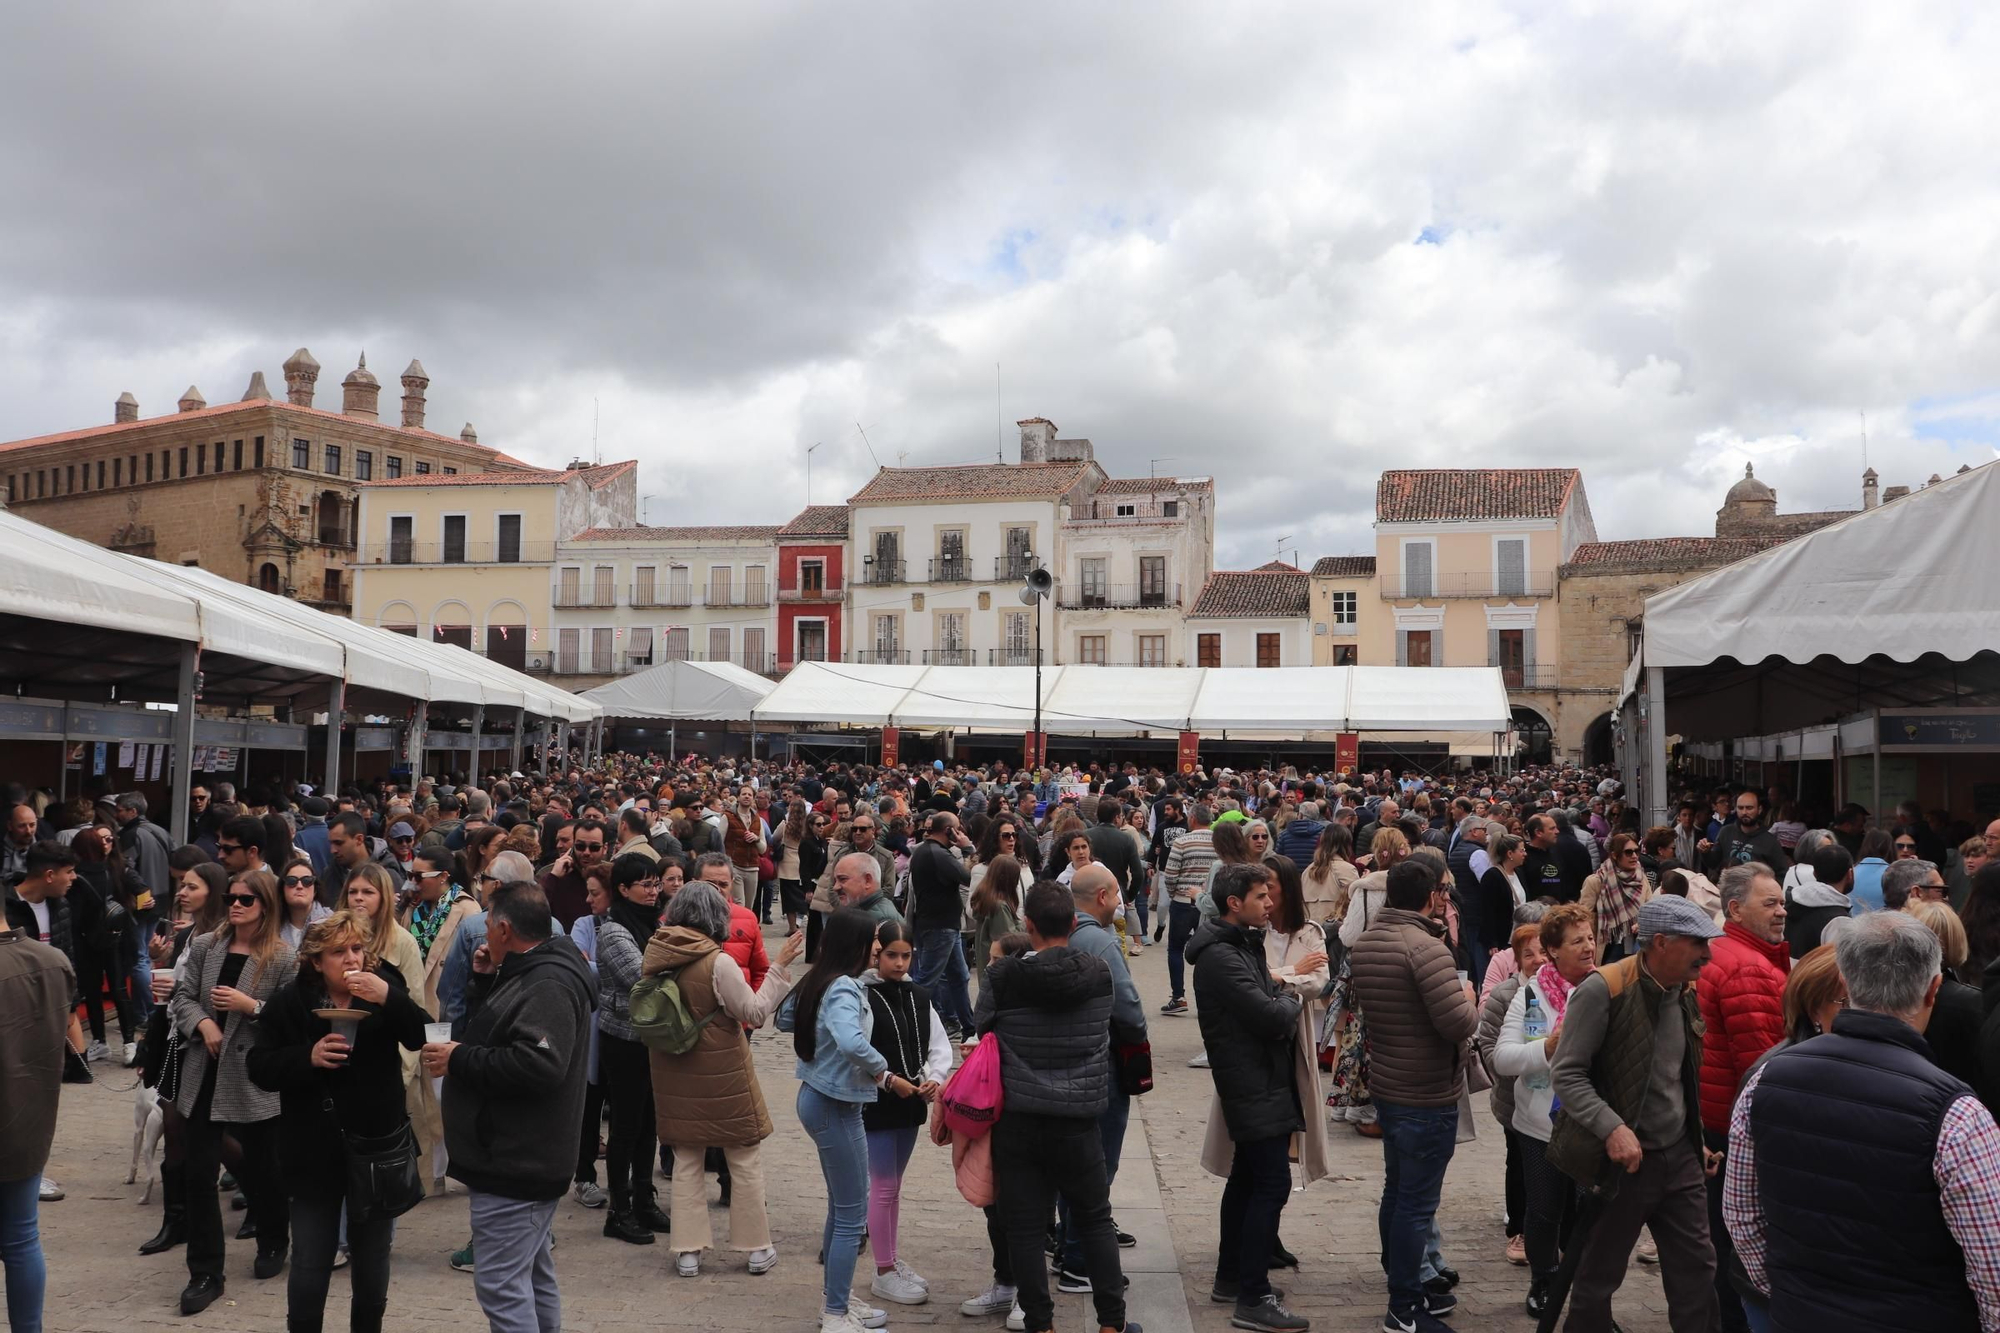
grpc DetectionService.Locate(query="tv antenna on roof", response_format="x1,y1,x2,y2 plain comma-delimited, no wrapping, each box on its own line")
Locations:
1149,457,1178,478
593,397,600,466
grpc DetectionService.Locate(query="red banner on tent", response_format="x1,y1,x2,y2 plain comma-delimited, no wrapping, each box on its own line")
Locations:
1177,731,1200,774
1022,731,1049,768
880,727,900,768
1335,732,1360,774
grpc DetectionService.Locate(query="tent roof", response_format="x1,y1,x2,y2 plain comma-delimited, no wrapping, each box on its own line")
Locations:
752,662,1510,733
1643,461,1999,669
0,509,202,644
582,658,775,721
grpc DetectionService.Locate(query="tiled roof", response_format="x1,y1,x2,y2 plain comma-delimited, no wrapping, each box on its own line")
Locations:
359,468,564,488
570,524,781,543
1253,559,1304,573
778,505,850,537
1095,475,1214,494
849,461,1090,503
1376,468,1580,523
1187,568,1311,619
1311,555,1378,578
1562,536,1789,574
0,398,504,457
580,460,636,490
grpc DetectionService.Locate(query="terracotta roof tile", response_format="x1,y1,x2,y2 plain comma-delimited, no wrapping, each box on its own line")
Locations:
849,461,1090,503
0,399,504,458
1187,568,1311,619
571,524,781,543
1253,559,1304,573
1311,555,1378,578
580,460,636,490
1094,475,1214,494
1562,536,1789,574
1376,468,1579,523
778,505,851,537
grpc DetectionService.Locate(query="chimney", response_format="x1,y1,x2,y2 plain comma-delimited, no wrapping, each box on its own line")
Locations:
282,347,320,407
340,352,380,420
1883,484,1911,503
1017,416,1056,464
400,359,429,430
460,422,479,445
241,371,271,401
178,385,207,413
1861,466,1879,510
114,391,139,424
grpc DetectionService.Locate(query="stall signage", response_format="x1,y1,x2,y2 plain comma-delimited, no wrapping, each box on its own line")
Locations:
1879,713,2000,747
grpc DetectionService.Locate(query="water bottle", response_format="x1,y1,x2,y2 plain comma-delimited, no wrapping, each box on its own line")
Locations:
1522,992,1552,1092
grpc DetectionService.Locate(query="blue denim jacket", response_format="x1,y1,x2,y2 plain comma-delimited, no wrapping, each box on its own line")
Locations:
777,974,886,1103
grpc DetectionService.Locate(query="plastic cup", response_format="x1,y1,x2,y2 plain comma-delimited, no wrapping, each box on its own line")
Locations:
425,1022,452,1046
329,1014,361,1046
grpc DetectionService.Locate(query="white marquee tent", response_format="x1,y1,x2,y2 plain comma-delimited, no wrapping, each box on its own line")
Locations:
581,657,776,721
752,661,1510,735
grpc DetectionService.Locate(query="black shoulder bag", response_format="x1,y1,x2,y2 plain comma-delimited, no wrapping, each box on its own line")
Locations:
322,1080,424,1224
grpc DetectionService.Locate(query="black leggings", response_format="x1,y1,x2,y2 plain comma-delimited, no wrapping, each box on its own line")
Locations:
288,1190,390,1333
1519,1133,1575,1281
185,1111,287,1277
599,1034,657,1209
77,945,137,1044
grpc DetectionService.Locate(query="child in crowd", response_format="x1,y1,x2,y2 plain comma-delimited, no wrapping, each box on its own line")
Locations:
862,920,954,1305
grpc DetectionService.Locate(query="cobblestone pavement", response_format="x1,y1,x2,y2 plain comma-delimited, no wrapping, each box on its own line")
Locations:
26,924,1675,1332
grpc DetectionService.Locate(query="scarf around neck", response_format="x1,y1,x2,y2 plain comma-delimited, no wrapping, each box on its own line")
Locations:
1533,959,1587,1027
409,885,465,961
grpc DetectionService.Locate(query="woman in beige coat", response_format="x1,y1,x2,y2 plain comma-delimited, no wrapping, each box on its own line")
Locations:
642,881,800,1277
1201,856,1333,1212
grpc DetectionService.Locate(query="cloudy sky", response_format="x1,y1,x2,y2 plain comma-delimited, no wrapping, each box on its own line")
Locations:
3,2,1996,566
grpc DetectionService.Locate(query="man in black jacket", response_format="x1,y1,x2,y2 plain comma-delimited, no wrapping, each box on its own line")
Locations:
1517,814,1570,902
908,811,975,1038
973,881,1136,1333
1701,788,1790,878
1086,798,1146,918
1188,863,1310,1333
423,878,595,1332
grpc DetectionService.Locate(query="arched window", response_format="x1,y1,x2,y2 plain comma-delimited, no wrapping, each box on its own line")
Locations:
257,563,281,593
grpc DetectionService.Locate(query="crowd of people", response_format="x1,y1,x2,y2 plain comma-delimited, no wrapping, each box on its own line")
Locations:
3,751,1999,1333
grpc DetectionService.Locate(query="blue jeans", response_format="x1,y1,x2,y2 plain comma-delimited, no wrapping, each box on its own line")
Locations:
912,928,974,1030
1167,902,1200,1000
1058,1090,1131,1271
1742,1301,1772,1333
798,1084,869,1316
1375,1100,1459,1318
468,1192,560,1333
1,1174,45,1333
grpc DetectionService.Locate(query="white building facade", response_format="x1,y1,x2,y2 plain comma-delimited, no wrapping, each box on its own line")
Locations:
1184,563,1313,668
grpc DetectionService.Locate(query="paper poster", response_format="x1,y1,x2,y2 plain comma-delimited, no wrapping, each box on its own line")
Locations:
150,744,166,781
92,742,108,776
118,741,135,769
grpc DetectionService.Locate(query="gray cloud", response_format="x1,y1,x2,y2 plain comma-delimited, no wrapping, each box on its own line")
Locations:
2,1,1996,565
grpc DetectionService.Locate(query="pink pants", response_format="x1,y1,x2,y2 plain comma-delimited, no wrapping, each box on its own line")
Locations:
865,1125,920,1267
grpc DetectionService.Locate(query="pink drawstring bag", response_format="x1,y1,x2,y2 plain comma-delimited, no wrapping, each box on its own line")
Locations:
940,1032,1004,1138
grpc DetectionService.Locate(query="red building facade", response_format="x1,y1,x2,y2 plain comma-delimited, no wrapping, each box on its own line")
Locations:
776,505,849,670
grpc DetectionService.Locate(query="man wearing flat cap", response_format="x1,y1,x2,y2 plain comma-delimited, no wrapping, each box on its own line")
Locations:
1546,894,1724,1332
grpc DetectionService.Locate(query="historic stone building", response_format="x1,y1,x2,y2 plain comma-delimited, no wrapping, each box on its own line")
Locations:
0,349,536,613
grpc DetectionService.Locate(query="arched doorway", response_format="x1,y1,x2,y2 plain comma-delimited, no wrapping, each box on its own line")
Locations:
1583,711,1615,768
1512,705,1553,766
257,562,281,593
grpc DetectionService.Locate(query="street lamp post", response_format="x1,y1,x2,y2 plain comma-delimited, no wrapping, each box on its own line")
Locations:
1021,554,1053,767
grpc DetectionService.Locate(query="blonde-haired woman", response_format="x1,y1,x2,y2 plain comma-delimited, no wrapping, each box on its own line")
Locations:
169,869,297,1315
343,863,430,1192
1906,900,1981,1086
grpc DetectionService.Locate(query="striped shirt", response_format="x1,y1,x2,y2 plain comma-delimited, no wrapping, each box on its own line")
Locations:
1163,828,1217,905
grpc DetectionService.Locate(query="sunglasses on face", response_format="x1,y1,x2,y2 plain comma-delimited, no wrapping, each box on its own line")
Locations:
1895,841,1916,851
281,874,315,888
226,893,259,907
391,836,414,845
216,842,243,854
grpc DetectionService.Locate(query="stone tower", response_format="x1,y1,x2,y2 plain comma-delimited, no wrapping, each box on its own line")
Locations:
178,385,206,413
114,391,139,424
283,348,321,407
341,353,381,421
400,359,429,430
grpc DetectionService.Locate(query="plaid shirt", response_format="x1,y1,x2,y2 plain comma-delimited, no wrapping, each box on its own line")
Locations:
1726,1061,2000,1331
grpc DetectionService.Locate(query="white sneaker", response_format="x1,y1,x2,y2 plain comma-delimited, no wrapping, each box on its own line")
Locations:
38,1179,63,1202
820,1312,870,1333
1005,1301,1026,1331
747,1245,778,1275
122,1042,141,1068
85,1040,110,1063
870,1267,928,1305
1188,1050,1211,1069
676,1251,700,1277
959,1283,1016,1316
572,1180,606,1209
847,1296,890,1329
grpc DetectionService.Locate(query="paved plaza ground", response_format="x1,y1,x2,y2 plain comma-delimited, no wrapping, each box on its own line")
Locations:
25,924,1678,1332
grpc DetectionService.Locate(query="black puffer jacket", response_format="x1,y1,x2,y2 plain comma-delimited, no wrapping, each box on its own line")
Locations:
1187,918,1303,1142
972,944,1112,1119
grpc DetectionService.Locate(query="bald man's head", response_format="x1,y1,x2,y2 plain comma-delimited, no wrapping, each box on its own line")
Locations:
832,851,880,906
1071,862,1119,925
7,805,36,849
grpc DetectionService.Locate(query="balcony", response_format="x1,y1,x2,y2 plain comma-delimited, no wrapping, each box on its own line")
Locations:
552,585,618,609
362,540,554,565
928,556,973,583
1503,665,1560,690
705,586,772,608
989,649,1045,666
777,579,845,603
861,558,907,585
1326,620,1358,637
1068,499,1182,523
994,555,1038,582
1056,582,1182,611
852,649,911,665
924,648,974,666
629,584,695,609
1068,659,1176,668
316,525,356,550
1379,572,1555,600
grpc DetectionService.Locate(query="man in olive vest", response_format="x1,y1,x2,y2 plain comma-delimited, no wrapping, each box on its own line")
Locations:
1547,894,1723,1332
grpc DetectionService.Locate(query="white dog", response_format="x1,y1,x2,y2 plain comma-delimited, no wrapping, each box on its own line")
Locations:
129,1080,165,1203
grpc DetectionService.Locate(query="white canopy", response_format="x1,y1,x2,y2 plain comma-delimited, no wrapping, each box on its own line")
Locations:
582,658,775,722
0,508,203,645
1643,461,1999,669
753,662,1510,734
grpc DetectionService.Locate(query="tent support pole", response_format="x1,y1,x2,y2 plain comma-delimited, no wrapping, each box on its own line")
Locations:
468,705,485,784
324,680,345,797
169,644,199,846
1644,666,1668,828
511,707,525,773
408,707,428,785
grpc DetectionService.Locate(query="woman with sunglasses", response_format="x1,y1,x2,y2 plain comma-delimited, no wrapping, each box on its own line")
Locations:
277,856,330,950
396,846,476,1195
168,869,297,1315
778,800,815,937
1579,832,1652,964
